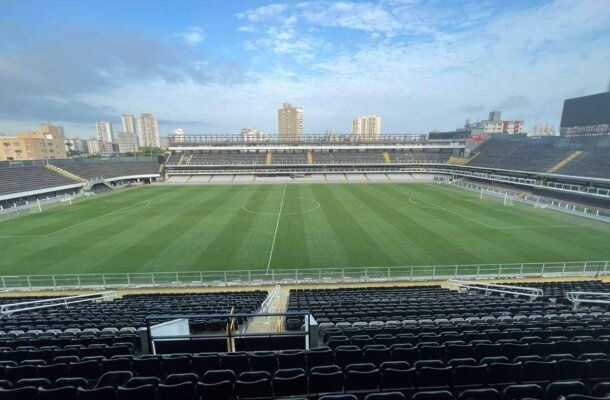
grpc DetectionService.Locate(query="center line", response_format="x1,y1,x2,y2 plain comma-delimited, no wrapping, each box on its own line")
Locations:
266,185,287,274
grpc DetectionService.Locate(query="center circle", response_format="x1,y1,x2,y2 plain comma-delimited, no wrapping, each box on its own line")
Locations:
242,196,321,215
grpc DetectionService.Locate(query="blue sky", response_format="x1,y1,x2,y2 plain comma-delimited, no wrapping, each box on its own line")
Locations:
0,0,609,138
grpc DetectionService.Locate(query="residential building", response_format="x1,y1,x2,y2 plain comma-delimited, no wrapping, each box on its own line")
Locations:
116,132,140,154
529,124,557,137
240,128,270,142
121,114,137,133
0,124,68,161
464,111,524,134
277,102,303,141
173,128,185,143
96,121,114,143
159,137,169,150
101,142,116,154
137,113,160,147
65,136,88,154
489,111,502,122
87,137,102,155
352,115,381,140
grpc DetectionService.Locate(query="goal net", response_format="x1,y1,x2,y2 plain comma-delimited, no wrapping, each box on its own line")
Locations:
480,189,515,206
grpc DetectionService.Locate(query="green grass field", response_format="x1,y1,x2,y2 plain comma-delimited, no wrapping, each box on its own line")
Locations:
0,183,609,276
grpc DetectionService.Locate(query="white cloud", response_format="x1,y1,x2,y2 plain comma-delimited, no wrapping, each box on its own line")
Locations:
4,0,609,138
180,26,206,45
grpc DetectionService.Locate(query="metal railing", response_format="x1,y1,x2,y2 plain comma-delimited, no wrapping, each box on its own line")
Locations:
0,291,116,316
452,181,610,221
566,291,610,309
0,261,607,291
448,279,543,300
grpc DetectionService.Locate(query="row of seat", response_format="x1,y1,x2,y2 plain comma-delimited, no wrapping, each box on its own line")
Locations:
0,343,133,363
0,335,139,351
0,292,267,333
4,366,609,400
325,331,610,347
326,342,610,366
5,382,610,400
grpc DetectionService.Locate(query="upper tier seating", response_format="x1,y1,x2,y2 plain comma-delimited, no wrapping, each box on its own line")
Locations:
468,137,572,172
166,149,453,167
0,167,76,196
49,160,160,180
468,135,610,178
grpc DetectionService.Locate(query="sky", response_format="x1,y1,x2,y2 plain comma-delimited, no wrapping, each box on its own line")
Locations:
0,0,609,138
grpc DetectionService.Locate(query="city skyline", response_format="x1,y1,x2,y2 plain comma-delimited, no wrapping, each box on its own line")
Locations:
0,1,609,137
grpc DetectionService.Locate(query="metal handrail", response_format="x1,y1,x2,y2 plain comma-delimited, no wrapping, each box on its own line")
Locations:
448,279,544,300
566,291,610,306
0,291,117,315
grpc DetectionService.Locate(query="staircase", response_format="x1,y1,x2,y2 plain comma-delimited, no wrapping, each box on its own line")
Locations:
186,154,194,165
547,151,583,174
466,152,480,164
448,156,468,165
45,164,86,183
178,153,186,165
383,151,391,164
158,164,165,174
266,152,273,165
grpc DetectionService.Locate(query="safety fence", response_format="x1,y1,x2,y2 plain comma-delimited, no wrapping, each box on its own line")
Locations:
0,261,607,291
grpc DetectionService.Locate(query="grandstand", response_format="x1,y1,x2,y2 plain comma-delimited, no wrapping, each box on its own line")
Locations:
164,135,462,182
0,280,609,398
466,135,610,179
0,158,161,214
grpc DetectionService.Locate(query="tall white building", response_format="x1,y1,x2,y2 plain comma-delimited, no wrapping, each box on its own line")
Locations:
121,114,137,133
352,115,381,140
137,113,160,148
95,121,114,143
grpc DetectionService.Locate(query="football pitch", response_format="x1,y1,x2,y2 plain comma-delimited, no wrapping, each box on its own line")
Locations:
0,183,609,276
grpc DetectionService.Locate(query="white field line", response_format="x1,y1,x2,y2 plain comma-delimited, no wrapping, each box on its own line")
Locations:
410,196,578,230
43,200,151,237
410,196,493,228
266,185,287,274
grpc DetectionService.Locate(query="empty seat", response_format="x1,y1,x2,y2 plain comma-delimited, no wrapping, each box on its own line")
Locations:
309,365,344,396
457,388,501,400
272,368,308,398
117,384,157,400
546,381,589,400
38,386,79,400
502,383,544,400
235,371,272,399
411,390,454,400
157,382,197,400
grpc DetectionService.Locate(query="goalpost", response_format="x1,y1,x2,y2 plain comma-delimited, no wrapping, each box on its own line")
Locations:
34,194,74,213
480,188,515,206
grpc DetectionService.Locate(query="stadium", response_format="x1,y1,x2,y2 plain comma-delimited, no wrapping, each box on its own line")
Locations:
0,130,609,400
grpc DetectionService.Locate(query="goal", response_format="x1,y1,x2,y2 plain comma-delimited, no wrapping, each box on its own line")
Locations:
480,189,515,206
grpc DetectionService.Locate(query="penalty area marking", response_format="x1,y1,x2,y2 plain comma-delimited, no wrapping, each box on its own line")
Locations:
0,200,153,239
408,196,579,230
44,200,152,236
